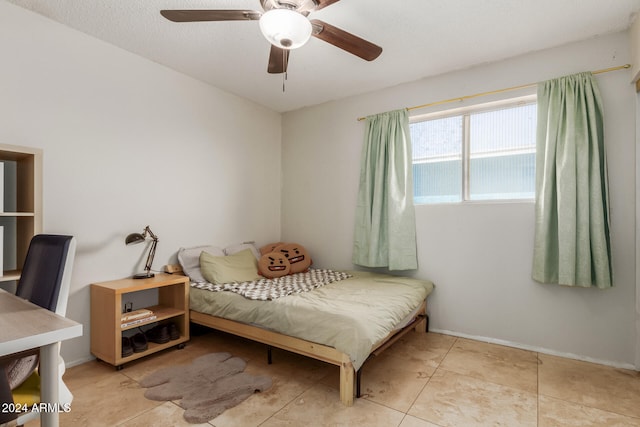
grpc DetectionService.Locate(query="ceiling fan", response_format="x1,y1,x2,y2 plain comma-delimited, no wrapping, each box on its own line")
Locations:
160,0,383,74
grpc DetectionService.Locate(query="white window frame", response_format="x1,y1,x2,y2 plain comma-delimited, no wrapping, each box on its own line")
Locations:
410,94,537,204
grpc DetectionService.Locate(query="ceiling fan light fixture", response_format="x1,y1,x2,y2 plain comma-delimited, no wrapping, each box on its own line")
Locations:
259,8,312,49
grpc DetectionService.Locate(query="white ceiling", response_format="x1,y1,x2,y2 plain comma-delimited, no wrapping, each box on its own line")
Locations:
7,0,640,112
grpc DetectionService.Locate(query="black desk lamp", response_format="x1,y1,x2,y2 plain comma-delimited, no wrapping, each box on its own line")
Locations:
125,225,158,279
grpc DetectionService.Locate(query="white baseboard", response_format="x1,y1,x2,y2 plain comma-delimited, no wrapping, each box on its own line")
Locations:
430,328,637,371
65,355,96,369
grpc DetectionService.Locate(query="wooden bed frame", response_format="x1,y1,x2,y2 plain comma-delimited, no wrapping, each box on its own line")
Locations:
189,301,428,406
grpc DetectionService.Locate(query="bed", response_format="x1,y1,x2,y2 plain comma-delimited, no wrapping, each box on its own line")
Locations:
178,243,435,406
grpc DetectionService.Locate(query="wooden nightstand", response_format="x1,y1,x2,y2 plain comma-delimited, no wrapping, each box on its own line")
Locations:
90,273,189,369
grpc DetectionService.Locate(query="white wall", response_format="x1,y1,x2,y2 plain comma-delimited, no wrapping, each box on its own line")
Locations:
282,32,638,367
632,14,640,371
636,91,640,369
0,2,282,365
631,17,640,83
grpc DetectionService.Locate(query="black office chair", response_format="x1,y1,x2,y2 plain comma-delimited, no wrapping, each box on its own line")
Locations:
16,234,74,313
0,234,76,426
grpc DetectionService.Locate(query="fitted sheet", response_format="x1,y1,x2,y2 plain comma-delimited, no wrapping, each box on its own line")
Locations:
189,270,434,370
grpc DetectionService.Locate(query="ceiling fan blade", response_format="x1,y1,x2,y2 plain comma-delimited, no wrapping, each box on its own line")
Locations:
160,10,262,22
314,0,341,10
310,19,382,61
268,45,290,74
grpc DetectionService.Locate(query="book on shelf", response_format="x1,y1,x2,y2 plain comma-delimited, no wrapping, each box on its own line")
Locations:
121,308,154,322
121,315,157,328
121,308,156,328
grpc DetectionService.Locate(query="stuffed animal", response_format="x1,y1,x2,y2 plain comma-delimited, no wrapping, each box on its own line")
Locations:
259,242,284,256
273,243,312,274
258,251,291,279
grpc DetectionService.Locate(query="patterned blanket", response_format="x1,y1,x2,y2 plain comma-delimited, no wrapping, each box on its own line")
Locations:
191,269,352,301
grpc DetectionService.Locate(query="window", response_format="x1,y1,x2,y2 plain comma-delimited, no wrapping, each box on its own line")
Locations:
411,96,537,204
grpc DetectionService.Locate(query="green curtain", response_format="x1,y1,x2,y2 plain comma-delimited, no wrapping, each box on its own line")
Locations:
532,72,612,288
352,109,418,270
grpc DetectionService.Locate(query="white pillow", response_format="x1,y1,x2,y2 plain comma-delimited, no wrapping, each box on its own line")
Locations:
177,245,225,283
224,242,260,260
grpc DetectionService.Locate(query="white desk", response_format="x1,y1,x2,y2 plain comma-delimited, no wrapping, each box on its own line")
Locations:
0,289,82,427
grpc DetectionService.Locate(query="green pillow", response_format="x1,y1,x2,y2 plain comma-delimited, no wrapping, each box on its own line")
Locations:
200,248,260,284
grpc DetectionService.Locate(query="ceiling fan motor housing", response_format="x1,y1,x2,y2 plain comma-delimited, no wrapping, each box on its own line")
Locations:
261,0,317,14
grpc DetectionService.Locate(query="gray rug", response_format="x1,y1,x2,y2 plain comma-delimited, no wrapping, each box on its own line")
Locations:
139,352,272,423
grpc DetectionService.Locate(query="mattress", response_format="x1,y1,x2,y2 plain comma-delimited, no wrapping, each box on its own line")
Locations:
189,270,434,370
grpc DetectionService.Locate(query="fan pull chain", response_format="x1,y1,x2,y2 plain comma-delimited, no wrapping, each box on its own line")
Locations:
282,52,288,92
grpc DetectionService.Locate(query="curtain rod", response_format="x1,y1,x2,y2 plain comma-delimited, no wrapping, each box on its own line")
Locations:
356,64,631,121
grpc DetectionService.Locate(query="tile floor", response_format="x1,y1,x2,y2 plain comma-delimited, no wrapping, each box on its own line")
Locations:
28,327,640,426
